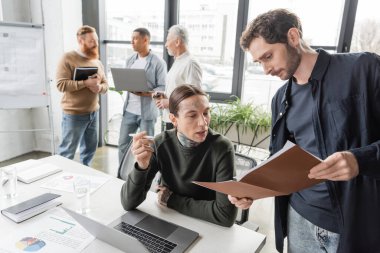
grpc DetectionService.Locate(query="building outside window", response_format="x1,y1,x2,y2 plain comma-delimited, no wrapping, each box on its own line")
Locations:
179,0,239,95
241,0,345,111
104,0,165,145
350,0,380,54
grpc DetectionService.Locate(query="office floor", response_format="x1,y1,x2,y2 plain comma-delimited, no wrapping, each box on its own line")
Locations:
0,146,281,253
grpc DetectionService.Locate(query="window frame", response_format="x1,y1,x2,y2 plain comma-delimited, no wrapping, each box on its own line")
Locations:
84,0,359,147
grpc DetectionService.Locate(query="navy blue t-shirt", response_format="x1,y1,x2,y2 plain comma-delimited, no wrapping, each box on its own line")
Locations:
286,81,338,233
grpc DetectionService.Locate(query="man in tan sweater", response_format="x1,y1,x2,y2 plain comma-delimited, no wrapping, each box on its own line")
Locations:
56,25,108,166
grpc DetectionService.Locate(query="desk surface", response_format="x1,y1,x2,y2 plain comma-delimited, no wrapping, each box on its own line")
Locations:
0,155,266,252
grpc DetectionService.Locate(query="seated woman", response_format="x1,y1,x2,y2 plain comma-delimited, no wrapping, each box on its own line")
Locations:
120,84,237,227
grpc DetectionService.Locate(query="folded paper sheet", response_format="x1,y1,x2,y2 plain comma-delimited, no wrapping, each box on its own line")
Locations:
194,141,323,199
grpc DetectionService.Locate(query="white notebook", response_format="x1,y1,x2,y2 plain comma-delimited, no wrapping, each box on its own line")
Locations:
15,160,62,184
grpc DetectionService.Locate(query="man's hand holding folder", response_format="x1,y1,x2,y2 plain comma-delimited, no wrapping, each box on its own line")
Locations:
84,75,102,94
193,141,324,201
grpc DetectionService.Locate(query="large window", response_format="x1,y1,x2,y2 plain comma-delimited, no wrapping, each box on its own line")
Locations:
106,0,165,41
98,0,375,147
104,0,165,145
179,0,239,95
241,0,345,110
350,0,380,54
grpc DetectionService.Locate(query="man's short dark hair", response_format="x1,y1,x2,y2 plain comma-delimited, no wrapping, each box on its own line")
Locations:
133,27,151,40
240,9,303,50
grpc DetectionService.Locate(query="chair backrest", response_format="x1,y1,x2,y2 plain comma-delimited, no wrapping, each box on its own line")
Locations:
234,152,257,179
234,152,257,225
118,140,135,180
117,140,161,192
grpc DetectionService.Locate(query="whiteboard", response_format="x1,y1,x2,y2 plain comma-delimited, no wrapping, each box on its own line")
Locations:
0,23,48,108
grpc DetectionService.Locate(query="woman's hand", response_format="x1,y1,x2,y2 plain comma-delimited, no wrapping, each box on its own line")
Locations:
228,195,253,210
131,131,154,169
157,185,172,206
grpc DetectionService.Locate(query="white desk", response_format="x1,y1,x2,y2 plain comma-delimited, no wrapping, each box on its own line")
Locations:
0,155,266,252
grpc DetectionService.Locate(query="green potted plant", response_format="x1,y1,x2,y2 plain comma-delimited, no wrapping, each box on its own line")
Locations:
210,97,271,149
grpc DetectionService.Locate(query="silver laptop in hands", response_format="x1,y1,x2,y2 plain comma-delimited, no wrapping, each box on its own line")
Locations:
64,207,198,253
111,68,150,92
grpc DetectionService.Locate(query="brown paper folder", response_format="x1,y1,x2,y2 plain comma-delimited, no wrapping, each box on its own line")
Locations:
194,141,324,200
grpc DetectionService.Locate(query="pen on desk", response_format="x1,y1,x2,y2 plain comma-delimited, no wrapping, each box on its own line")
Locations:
129,133,154,140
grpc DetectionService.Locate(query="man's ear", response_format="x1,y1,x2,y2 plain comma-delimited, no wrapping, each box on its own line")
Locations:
287,28,301,47
175,38,181,47
169,113,177,127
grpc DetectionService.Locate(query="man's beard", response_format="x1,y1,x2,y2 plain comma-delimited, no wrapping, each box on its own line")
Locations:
283,43,301,80
83,44,99,60
167,48,174,57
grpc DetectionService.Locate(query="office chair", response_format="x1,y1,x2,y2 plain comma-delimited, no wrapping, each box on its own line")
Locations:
117,140,161,192
234,152,259,231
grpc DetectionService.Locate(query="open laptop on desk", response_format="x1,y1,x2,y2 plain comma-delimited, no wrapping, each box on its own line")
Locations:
111,68,151,92
64,207,198,253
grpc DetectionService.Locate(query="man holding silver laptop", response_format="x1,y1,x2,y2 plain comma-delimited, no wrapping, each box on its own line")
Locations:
118,28,167,162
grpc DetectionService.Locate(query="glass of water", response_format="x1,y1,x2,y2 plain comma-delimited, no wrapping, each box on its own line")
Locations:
73,177,91,214
1,166,18,199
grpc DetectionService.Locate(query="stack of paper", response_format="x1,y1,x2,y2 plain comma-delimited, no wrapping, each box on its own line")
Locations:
2,159,63,184
17,162,62,184
1,193,62,223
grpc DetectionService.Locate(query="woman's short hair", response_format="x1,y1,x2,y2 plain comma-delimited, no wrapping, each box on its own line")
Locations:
169,85,207,116
76,25,96,37
240,8,303,50
168,25,189,46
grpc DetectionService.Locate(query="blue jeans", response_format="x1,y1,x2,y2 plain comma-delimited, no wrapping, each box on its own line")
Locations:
118,111,156,162
287,205,340,253
58,112,98,166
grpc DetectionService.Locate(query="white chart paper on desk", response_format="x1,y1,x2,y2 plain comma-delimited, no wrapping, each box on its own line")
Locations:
40,172,111,194
0,208,94,253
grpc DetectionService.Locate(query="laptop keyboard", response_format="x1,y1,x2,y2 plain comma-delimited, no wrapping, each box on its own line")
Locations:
114,222,177,253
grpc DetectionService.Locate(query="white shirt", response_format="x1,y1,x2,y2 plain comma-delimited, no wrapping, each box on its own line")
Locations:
163,51,203,122
125,56,147,115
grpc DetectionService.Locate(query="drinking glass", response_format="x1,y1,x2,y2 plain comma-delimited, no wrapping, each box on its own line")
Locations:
73,177,91,214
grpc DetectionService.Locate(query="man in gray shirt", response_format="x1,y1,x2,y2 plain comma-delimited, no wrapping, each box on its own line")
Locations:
118,28,167,162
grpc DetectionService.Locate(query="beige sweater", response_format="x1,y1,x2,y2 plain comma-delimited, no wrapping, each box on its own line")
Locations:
56,51,108,114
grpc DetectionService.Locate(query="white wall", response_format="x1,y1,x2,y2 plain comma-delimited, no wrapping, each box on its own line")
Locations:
0,0,82,161
0,0,37,161
1,0,31,22
33,0,82,153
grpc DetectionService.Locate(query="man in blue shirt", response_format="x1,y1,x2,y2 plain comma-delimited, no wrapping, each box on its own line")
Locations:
229,9,380,253
118,28,167,162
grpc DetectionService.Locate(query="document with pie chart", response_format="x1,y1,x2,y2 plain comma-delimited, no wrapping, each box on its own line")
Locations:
0,207,94,253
